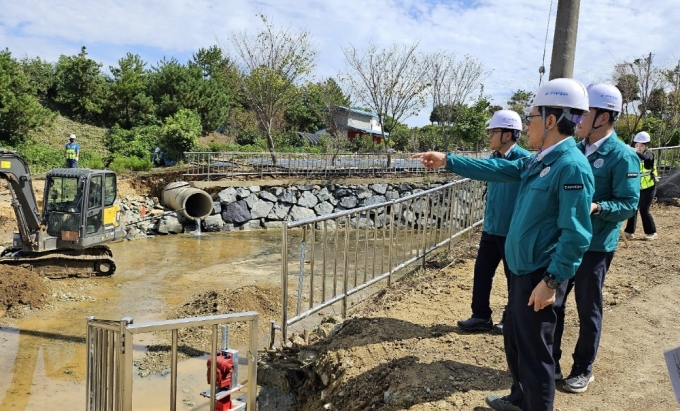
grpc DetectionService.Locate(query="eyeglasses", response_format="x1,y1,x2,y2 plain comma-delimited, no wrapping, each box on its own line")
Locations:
487,129,502,136
524,114,542,124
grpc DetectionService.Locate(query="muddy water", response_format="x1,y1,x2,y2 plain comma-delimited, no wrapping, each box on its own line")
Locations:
0,231,283,411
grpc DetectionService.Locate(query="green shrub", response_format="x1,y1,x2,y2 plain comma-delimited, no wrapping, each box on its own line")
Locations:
108,155,152,173
12,142,64,172
79,152,103,169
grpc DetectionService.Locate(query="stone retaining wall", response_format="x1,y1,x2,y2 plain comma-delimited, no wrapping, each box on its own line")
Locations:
122,181,482,240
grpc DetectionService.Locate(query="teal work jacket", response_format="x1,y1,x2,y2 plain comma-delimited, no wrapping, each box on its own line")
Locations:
446,137,594,284
577,132,640,252
483,145,532,237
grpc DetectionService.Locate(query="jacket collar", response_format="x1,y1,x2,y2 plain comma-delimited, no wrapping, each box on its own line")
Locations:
541,137,577,166
577,130,617,155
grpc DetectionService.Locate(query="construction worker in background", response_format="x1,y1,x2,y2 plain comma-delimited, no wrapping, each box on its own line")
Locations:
552,83,640,394
65,134,80,168
457,110,531,333
152,147,165,167
624,131,658,240
413,78,594,411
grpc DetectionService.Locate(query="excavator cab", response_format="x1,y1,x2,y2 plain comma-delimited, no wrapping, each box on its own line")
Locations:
43,169,125,249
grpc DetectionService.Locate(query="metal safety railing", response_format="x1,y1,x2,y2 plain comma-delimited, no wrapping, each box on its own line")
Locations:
274,178,486,345
650,145,680,178
183,151,486,179
86,312,259,411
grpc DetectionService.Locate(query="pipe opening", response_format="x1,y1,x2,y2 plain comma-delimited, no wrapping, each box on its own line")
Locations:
184,192,213,219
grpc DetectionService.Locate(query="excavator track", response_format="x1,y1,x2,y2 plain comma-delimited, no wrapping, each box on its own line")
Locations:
0,245,116,279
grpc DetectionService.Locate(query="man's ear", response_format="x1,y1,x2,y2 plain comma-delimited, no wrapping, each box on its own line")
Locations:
544,113,557,130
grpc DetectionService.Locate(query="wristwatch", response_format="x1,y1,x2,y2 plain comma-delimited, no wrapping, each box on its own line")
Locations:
593,203,602,216
543,273,560,290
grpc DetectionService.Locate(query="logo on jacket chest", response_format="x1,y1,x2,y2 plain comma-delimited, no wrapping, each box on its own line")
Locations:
540,167,551,177
593,158,604,168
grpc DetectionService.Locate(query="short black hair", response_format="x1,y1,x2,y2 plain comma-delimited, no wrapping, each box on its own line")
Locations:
502,129,521,141
542,107,577,136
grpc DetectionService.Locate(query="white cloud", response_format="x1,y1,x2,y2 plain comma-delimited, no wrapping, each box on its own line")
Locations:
1,0,678,126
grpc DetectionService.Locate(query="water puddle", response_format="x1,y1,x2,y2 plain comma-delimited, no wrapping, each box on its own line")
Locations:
0,231,282,411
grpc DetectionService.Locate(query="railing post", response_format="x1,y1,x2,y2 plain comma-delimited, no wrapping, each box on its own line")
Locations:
281,223,289,346
120,316,133,411
342,215,350,318
248,317,259,411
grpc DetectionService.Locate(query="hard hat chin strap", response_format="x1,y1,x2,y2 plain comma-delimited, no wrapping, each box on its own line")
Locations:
584,109,607,145
538,107,563,154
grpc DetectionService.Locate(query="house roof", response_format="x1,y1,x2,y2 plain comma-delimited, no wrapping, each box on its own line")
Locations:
330,105,377,117
298,132,331,145
347,125,389,137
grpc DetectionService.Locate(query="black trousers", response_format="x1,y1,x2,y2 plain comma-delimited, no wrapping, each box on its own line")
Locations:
553,250,614,376
625,185,656,235
470,231,512,320
505,269,566,411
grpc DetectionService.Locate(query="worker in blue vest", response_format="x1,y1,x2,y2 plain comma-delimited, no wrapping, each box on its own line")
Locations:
65,134,80,168
413,78,594,411
458,110,531,333
552,83,640,394
624,131,658,240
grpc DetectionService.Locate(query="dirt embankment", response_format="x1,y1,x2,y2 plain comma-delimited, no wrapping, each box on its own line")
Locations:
259,204,680,411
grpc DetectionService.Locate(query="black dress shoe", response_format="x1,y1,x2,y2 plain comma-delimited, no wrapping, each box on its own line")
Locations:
457,317,493,332
494,321,504,334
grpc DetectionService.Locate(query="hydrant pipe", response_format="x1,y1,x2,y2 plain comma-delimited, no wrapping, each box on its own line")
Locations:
162,181,213,220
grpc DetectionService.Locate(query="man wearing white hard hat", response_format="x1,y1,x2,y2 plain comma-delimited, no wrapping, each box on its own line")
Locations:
413,78,594,411
552,83,640,394
65,133,80,168
624,131,658,240
457,110,531,334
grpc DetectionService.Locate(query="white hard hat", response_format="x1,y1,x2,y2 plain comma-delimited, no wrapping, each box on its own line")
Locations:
69,134,76,139
487,110,522,131
155,147,160,153
587,83,622,113
532,78,589,114
634,131,651,143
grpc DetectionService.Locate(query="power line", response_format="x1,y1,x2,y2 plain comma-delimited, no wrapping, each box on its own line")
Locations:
538,0,555,88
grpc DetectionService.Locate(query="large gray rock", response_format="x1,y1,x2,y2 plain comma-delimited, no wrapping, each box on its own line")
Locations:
297,191,319,208
259,190,278,203
315,187,333,202
245,193,259,209
385,190,399,201
314,201,334,216
218,187,238,205
240,220,262,230
290,205,316,221
251,199,275,219
156,214,184,234
371,183,388,195
357,189,372,199
248,186,261,193
221,200,251,224
212,201,222,215
235,187,251,199
339,196,358,209
334,188,351,198
361,195,386,207
203,214,225,232
267,203,291,220
278,189,297,204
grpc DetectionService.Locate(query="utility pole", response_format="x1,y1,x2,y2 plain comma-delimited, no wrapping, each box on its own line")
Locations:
549,0,581,80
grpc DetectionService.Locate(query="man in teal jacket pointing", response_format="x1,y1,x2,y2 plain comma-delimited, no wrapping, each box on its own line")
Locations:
457,109,531,333
553,83,640,394
413,78,594,411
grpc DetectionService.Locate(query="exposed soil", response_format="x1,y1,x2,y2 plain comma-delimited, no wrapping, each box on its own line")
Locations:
134,286,298,376
259,204,680,411
0,265,50,317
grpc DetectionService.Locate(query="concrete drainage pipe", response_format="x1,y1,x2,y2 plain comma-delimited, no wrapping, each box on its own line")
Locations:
162,181,213,220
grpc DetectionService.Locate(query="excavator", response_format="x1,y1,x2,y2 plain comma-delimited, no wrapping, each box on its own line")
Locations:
0,148,125,278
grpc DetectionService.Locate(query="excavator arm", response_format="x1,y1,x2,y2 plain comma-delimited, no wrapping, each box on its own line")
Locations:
0,149,43,245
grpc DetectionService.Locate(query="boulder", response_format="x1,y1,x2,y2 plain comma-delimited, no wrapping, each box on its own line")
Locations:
203,215,225,232
221,200,251,224
290,206,316,221
218,187,238,205
251,199,275,219
297,191,319,208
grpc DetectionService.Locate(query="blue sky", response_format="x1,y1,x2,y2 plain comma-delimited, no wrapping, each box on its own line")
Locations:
1,0,679,127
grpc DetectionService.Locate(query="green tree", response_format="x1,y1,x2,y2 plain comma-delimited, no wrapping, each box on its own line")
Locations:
107,53,154,129
507,89,534,117
453,98,492,150
159,109,201,160
284,78,351,132
229,14,317,164
53,46,107,124
19,56,55,106
0,49,54,143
